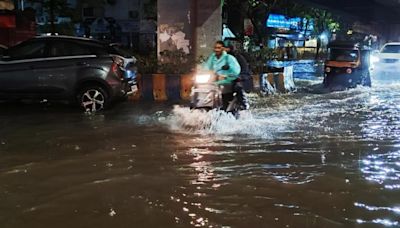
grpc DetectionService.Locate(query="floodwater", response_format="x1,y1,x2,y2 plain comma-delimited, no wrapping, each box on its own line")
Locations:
1,79,400,228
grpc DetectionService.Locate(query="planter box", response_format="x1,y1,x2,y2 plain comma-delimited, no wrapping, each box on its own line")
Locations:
130,73,194,101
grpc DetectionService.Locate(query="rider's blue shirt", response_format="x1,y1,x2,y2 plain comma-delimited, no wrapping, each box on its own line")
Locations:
203,51,241,85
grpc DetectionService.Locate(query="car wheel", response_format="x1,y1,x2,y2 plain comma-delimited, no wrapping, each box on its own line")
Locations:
77,86,109,112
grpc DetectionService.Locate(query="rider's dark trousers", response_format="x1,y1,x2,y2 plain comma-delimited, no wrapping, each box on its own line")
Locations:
222,93,234,111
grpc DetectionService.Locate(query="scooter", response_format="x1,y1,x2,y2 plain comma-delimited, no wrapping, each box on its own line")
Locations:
190,72,242,116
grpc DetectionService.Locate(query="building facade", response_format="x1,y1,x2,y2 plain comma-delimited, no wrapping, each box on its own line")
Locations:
79,0,156,50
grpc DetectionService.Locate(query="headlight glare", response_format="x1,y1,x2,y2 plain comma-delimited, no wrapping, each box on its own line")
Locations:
370,55,380,64
195,74,211,84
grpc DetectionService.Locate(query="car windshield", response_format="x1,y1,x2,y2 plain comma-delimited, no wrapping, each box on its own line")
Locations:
329,49,359,62
381,45,400,53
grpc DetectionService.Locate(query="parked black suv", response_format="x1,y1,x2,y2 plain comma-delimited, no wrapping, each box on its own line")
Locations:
0,45,7,56
0,36,137,112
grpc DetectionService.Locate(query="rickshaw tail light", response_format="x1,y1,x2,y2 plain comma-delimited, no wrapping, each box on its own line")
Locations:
346,68,353,74
325,67,331,73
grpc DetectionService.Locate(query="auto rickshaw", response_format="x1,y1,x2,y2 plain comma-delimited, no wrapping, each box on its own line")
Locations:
323,41,372,90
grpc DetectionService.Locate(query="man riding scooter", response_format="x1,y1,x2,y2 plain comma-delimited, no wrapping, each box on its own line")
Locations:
203,41,241,111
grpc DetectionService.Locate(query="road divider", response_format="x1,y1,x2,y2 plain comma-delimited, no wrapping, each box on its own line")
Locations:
130,67,295,101
261,66,296,95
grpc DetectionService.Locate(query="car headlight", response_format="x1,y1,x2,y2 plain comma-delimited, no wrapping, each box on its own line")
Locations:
195,74,211,84
370,55,380,64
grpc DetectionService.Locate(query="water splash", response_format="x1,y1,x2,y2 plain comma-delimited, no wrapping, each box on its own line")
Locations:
164,105,295,138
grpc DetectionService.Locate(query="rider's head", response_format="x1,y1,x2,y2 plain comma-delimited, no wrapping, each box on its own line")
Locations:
224,44,234,54
214,40,225,57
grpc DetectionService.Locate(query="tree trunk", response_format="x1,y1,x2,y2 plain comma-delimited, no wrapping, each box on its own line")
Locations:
315,37,321,60
247,11,262,44
303,19,309,47
49,0,56,35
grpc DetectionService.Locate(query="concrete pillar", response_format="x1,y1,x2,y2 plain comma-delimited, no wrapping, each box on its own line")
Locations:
157,0,222,60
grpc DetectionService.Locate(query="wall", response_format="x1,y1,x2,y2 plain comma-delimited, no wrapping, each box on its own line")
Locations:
194,0,222,59
157,0,222,59
157,0,192,55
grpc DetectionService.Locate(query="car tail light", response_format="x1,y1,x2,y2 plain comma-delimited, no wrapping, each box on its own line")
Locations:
111,62,124,79
346,68,352,74
325,67,331,73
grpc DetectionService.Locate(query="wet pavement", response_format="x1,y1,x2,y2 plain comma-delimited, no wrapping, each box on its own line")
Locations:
1,78,400,228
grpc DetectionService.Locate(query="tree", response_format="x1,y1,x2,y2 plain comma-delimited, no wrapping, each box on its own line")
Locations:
225,0,303,44
28,0,70,34
292,7,341,59
225,0,342,46
233,0,279,43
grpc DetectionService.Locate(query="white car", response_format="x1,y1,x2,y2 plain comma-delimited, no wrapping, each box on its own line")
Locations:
372,42,400,79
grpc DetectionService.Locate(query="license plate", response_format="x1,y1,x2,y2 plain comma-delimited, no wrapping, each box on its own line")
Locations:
131,85,138,93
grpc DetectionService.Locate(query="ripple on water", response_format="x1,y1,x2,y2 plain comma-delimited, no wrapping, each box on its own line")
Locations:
360,151,400,189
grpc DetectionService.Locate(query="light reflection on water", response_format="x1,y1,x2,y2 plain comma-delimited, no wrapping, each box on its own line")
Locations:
356,218,399,226
4,81,400,227
164,82,400,227
360,151,400,189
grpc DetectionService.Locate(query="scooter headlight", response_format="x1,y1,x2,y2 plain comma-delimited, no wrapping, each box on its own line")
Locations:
195,74,211,84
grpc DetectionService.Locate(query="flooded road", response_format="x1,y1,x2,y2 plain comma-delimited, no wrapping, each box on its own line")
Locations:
1,79,400,228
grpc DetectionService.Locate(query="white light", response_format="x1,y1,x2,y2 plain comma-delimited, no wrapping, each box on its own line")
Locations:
319,33,328,41
195,74,211,84
371,55,380,63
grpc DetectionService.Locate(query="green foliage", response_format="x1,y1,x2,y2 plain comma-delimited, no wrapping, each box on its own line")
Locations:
136,52,159,74
136,50,197,74
224,0,342,41
158,50,195,74
224,0,279,43
246,47,279,74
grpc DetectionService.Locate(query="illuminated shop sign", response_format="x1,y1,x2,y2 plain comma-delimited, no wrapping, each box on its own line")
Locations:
266,14,313,33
